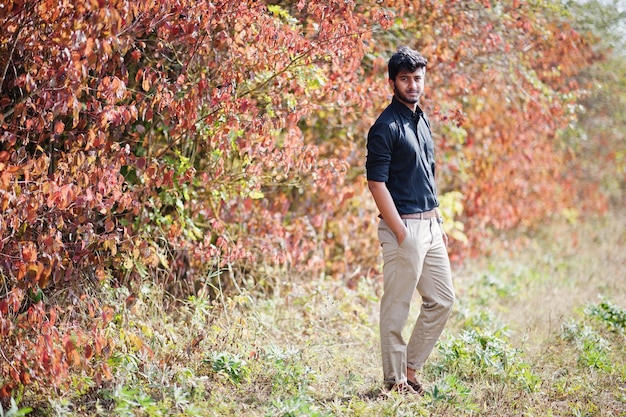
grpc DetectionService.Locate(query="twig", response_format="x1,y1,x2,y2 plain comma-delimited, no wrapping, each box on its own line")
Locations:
1,23,23,93
0,345,19,377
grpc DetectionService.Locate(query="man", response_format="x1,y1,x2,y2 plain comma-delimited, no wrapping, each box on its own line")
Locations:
366,46,455,395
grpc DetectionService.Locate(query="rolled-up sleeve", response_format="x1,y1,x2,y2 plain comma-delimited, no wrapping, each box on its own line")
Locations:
366,122,393,182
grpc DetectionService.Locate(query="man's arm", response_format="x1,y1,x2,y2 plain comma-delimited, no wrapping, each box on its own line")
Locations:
368,180,407,245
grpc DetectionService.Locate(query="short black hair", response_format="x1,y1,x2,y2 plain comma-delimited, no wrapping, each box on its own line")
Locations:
388,46,428,81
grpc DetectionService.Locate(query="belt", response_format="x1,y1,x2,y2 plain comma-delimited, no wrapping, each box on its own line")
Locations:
400,209,438,220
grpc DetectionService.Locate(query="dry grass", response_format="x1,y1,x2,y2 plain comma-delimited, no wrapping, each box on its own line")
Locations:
480,211,626,349
15,210,626,416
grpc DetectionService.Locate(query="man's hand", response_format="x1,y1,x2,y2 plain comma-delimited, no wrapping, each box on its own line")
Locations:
368,180,407,245
395,226,408,245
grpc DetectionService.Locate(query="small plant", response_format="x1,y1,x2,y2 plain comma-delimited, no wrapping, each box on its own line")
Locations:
0,397,32,417
166,385,204,416
266,395,329,417
560,320,612,371
105,384,164,417
585,299,626,333
429,312,540,392
264,345,315,395
47,397,72,417
207,351,250,384
425,374,476,411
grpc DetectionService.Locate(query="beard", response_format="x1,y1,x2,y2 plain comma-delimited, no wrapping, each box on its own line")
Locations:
393,85,421,106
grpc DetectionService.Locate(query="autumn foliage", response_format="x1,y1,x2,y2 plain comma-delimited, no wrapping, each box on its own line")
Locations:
0,0,616,398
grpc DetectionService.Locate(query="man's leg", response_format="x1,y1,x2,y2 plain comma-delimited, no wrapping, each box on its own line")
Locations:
378,219,423,385
406,220,455,373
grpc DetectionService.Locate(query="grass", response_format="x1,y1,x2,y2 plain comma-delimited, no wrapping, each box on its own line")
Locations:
11,211,626,416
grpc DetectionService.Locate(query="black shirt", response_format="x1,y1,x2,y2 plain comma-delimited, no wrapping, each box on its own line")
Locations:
366,96,439,215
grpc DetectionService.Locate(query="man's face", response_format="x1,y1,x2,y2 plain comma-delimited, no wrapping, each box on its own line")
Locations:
389,67,426,109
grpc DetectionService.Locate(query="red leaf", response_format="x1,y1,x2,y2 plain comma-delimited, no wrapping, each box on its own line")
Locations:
84,344,94,360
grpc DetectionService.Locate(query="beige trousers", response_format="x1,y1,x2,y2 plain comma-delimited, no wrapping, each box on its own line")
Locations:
378,217,455,384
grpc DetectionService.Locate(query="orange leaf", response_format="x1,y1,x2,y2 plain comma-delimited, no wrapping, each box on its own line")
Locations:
104,219,115,233
94,334,105,355
22,243,37,262
54,120,65,134
142,76,151,92
1,382,15,400
95,267,107,282
48,306,57,326
20,371,32,385
101,363,112,380
72,348,81,366
1,195,9,212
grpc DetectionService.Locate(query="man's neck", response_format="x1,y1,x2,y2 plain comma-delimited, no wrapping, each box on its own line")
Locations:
395,96,418,112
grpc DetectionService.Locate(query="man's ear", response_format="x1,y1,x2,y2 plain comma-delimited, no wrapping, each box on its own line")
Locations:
388,78,395,91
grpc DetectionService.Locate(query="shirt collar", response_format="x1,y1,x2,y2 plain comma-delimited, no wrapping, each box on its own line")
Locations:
391,96,423,121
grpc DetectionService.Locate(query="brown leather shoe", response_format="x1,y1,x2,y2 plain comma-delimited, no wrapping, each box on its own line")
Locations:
407,379,425,395
386,381,420,395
